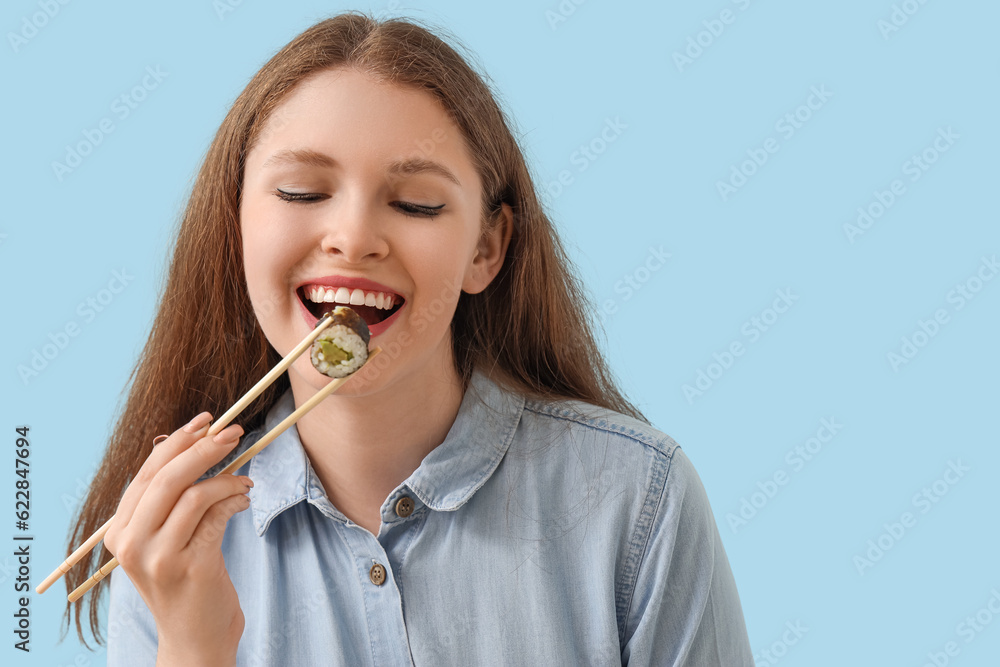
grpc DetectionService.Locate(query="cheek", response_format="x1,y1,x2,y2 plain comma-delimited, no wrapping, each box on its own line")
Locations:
404,225,477,276
240,217,297,317
401,259,467,337
241,222,270,292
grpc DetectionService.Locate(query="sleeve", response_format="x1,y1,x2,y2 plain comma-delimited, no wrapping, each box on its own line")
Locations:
106,565,159,667
621,447,754,666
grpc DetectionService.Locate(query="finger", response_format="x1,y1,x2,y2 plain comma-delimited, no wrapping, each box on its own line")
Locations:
127,425,245,537
108,412,214,547
185,492,253,555
154,475,253,550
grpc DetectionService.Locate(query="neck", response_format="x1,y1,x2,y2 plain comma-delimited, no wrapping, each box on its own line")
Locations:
288,344,466,534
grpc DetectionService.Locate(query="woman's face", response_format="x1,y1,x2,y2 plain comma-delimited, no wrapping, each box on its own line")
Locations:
240,68,498,396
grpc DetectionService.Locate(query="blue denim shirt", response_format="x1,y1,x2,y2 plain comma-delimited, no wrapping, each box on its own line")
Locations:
107,370,752,666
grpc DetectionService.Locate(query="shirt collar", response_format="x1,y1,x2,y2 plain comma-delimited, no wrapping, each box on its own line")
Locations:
404,369,524,512
245,369,524,536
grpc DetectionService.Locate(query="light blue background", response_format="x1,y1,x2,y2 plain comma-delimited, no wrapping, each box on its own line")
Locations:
3,0,998,665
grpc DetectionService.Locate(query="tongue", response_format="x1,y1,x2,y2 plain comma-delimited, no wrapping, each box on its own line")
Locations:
344,304,385,327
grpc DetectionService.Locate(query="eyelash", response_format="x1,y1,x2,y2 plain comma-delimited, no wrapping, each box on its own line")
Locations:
273,189,445,217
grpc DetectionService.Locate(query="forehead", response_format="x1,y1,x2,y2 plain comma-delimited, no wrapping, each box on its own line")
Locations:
247,68,477,186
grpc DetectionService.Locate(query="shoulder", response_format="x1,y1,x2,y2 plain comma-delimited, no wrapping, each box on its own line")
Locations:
507,394,704,552
503,396,749,656
519,395,684,475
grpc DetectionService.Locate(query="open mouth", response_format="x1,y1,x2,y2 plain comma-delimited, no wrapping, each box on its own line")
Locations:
297,284,405,329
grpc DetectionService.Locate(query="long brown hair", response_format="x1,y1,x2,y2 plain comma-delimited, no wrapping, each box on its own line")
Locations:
66,11,645,646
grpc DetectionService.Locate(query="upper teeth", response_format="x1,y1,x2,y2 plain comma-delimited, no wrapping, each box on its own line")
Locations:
305,286,397,310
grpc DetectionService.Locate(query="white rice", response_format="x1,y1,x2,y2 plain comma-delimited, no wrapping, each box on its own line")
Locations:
310,324,369,378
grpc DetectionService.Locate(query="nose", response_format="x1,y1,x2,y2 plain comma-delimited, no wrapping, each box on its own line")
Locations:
318,197,389,263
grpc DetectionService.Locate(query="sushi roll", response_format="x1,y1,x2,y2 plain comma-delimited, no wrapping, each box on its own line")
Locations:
310,306,371,378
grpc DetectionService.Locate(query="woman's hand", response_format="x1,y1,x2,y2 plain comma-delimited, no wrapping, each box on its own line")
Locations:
103,412,253,667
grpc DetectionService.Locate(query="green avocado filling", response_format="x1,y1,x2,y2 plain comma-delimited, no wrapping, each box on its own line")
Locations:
318,340,353,364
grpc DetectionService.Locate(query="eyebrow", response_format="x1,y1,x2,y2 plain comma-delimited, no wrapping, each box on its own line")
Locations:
387,156,461,187
260,148,461,186
261,148,335,170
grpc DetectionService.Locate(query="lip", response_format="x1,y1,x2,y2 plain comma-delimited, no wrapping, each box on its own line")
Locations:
295,274,406,338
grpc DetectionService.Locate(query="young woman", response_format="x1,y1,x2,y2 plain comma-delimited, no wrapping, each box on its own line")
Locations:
66,12,753,666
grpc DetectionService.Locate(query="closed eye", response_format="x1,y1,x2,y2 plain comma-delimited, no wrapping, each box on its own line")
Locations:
274,189,444,217
274,188,328,203
393,201,445,217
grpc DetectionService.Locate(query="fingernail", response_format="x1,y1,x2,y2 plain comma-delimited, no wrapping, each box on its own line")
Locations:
241,476,254,488
183,412,213,433
213,424,244,444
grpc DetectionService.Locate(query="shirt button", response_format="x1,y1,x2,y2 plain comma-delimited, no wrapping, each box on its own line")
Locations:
369,563,387,586
395,496,415,518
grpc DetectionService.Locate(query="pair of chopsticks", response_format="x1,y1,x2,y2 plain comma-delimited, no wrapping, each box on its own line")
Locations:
37,312,379,602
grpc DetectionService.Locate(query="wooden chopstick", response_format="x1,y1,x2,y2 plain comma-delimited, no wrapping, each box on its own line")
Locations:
36,312,338,596
66,346,381,603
